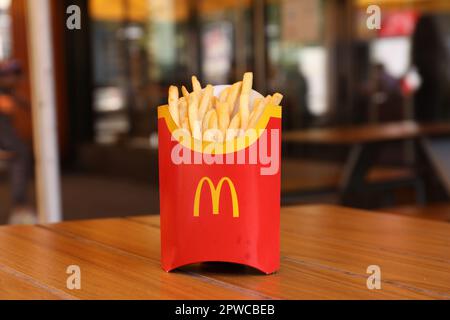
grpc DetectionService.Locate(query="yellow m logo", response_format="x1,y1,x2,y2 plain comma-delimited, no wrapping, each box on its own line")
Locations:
194,177,239,218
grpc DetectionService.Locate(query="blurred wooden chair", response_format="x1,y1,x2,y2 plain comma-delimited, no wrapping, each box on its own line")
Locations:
0,149,13,171
281,158,419,206
0,150,13,160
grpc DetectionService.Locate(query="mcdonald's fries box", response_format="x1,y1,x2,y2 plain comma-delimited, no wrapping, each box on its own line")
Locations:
157,87,281,274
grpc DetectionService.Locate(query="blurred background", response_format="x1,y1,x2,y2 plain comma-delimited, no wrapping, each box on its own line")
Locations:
1,0,450,224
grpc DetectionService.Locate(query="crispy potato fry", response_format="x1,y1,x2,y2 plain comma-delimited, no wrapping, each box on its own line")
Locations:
217,101,230,136
167,73,280,145
208,99,213,111
199,85,213,120
242,72,253,95
211,96,218,110
181,86,190,101
203,129,223,142
252,98,262,113
181,117,190,132
209,109,218,129
270,93,284,106
248,95,271,129
239,94,250,130
219,87,230,103
202,109,215,133
229,113,241,129
192,76,202,94
203,129,214,142
226,81,242,114
178,97,188,123
226,113,241,141
188,93,202,140
168,86,179,126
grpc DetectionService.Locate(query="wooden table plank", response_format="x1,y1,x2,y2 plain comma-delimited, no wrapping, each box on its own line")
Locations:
0,268,65,300
0,224,263,300
283,121,450,145
381,203,450,222
134,206,450,299
47,218,409,299
1,205,449,300
279,207,450,299
61,207,450,299
281,206,450,259
131,206,450,259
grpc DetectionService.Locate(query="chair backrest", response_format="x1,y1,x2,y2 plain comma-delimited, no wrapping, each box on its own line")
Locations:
422,138,450,198
0,150,13,161
0,150,12,173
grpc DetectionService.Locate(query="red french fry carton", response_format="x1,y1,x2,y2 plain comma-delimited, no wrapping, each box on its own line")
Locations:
158,87,281,274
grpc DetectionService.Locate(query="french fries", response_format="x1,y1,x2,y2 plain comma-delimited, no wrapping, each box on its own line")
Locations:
188,93,202,141
226,114,241,141
248,95,272,129
181,117,190,132
179,97,188,124
166,72,283,142
270,93,284,107
242,72,253,95
219,87,230,103
181,86,190,102
226,81,242,114
192,76,202,94
199,85,213,120
168,86,179,126
202,109,214,133
217,101,230,137
239,94,250,131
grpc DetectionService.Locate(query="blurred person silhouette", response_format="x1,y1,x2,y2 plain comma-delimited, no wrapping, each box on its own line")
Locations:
411,14,450,121
286,64,312,129
0,60,35,224
363,63,410,165
367,63,404,123
269,63,312,130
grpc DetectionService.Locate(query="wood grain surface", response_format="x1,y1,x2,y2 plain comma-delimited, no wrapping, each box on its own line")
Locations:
381,203,450,223
283,121,450,145
0,205,449,300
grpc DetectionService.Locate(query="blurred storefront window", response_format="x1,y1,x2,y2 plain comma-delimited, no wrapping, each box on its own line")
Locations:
353,0,450,123
90,0,148,144
267,0,326,130
88,0,328,142
201,20,233,84
198,0,253,85
89,0,256,144
85,0,450,145
0,0,11,61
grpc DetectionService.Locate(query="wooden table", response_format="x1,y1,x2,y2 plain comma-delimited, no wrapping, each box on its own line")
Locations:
283,121,450,205
382,202,450,222
283,121,450,145
1,205,449,300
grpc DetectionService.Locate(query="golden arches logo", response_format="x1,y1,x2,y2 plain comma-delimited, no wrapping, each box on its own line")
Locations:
194,177,239,218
